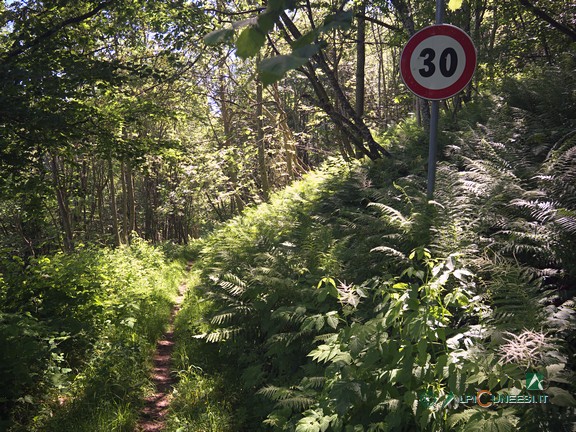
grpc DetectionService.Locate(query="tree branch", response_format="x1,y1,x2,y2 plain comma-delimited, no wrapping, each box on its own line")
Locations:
280,12,391,159
518,0,576,42
356,13,402,33
2,1,116,62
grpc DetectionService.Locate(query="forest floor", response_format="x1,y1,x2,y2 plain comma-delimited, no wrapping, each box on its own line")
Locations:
135,262,192,432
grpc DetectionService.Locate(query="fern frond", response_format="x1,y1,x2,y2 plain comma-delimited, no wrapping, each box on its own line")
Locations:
257,385,290,401
369,246,408,262
277,395,315,411
210,305,254,325
367,202,412,231
217,273,248,296
447,409,477,428
204,326,242,343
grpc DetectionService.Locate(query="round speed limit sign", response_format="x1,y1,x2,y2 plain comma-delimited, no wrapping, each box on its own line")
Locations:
400,24,476,100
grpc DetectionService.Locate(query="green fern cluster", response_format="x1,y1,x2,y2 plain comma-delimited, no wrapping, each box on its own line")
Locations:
180,62,576,431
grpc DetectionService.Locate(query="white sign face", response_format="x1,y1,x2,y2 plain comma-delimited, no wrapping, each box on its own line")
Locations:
400,25,476,100
409,35,466,90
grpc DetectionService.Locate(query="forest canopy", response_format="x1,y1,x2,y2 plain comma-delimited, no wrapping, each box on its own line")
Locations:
1,0,574,254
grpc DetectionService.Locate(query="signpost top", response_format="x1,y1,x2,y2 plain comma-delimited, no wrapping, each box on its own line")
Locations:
400,24,476,100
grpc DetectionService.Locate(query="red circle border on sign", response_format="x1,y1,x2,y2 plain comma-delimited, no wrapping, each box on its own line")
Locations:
400,24,477,100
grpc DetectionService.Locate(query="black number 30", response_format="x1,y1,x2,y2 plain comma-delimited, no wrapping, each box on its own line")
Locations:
418,47,458,78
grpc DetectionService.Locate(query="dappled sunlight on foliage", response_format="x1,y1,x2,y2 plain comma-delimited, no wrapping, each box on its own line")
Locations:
176,62,576,431
0,238,183,431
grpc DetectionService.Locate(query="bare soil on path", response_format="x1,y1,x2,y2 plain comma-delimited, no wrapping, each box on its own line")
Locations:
135,264,191,432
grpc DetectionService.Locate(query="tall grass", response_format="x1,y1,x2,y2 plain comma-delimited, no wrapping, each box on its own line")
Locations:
164,269,236,431
0,238,184,432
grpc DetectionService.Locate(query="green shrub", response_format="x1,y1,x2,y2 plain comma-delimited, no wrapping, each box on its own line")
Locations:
0,238,184,431
178,69,576,430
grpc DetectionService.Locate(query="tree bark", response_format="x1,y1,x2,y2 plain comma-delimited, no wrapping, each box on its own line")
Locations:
144,173,156,242
125,161,136,237
256,61,270,200
356,1,366,122
50,154,74,252
108,157,122,247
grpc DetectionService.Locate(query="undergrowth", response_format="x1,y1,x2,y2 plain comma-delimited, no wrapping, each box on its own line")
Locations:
172,62,576,431
164,270,237,431
0,238,184,432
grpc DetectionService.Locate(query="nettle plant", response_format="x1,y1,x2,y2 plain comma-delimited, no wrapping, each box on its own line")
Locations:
262,249,488,431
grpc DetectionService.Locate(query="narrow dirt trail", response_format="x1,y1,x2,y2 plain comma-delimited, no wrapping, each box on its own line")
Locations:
135,263,191,432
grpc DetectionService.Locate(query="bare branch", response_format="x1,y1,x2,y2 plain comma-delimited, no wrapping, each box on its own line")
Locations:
356,13,402,33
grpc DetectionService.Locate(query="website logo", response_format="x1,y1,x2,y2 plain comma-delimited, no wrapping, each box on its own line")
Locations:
419,372,550,409
526,372,544,391
419,390,438,408
441,392,456,408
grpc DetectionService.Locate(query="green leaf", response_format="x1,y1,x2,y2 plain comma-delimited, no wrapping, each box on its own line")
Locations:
349,336,363,356
236,26,266,59
465,371,487,385
258,11,279,33
326,312,339,329
547,386,576,406
435,354,448,377
417,338,427,364
204,28,234,46
322,10,354,32
447,0,464,11
315,315,325,331
293,44,321,59
404,391,417,407
292,30,318,50
258,54,306,84
296,417,320,432
267,0,286,12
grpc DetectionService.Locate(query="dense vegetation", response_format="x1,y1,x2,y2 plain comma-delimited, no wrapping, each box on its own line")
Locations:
1,0,575,431
0,241,184,430
168,66,576,431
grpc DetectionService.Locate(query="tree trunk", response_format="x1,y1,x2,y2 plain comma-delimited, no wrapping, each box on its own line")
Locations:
50,154,74,252
356,0,366,121
93,159,104,236
144,173,155,241
108,157,122,247
120,161,129,244
125,161,136,236
256,62,270,200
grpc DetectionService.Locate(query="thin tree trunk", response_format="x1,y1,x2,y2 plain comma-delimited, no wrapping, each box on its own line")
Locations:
108,157,122,247
256,61,270,200
356,0,366,121
50,154,74,252
120,161,129,243
97,160,107,236
126,161,136,236
144,174,155,241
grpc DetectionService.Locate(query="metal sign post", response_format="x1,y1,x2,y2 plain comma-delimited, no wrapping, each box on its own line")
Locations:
400,0,476,200
428,0,444,200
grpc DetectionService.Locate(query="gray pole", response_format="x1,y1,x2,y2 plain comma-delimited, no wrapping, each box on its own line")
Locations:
427,0,444,200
